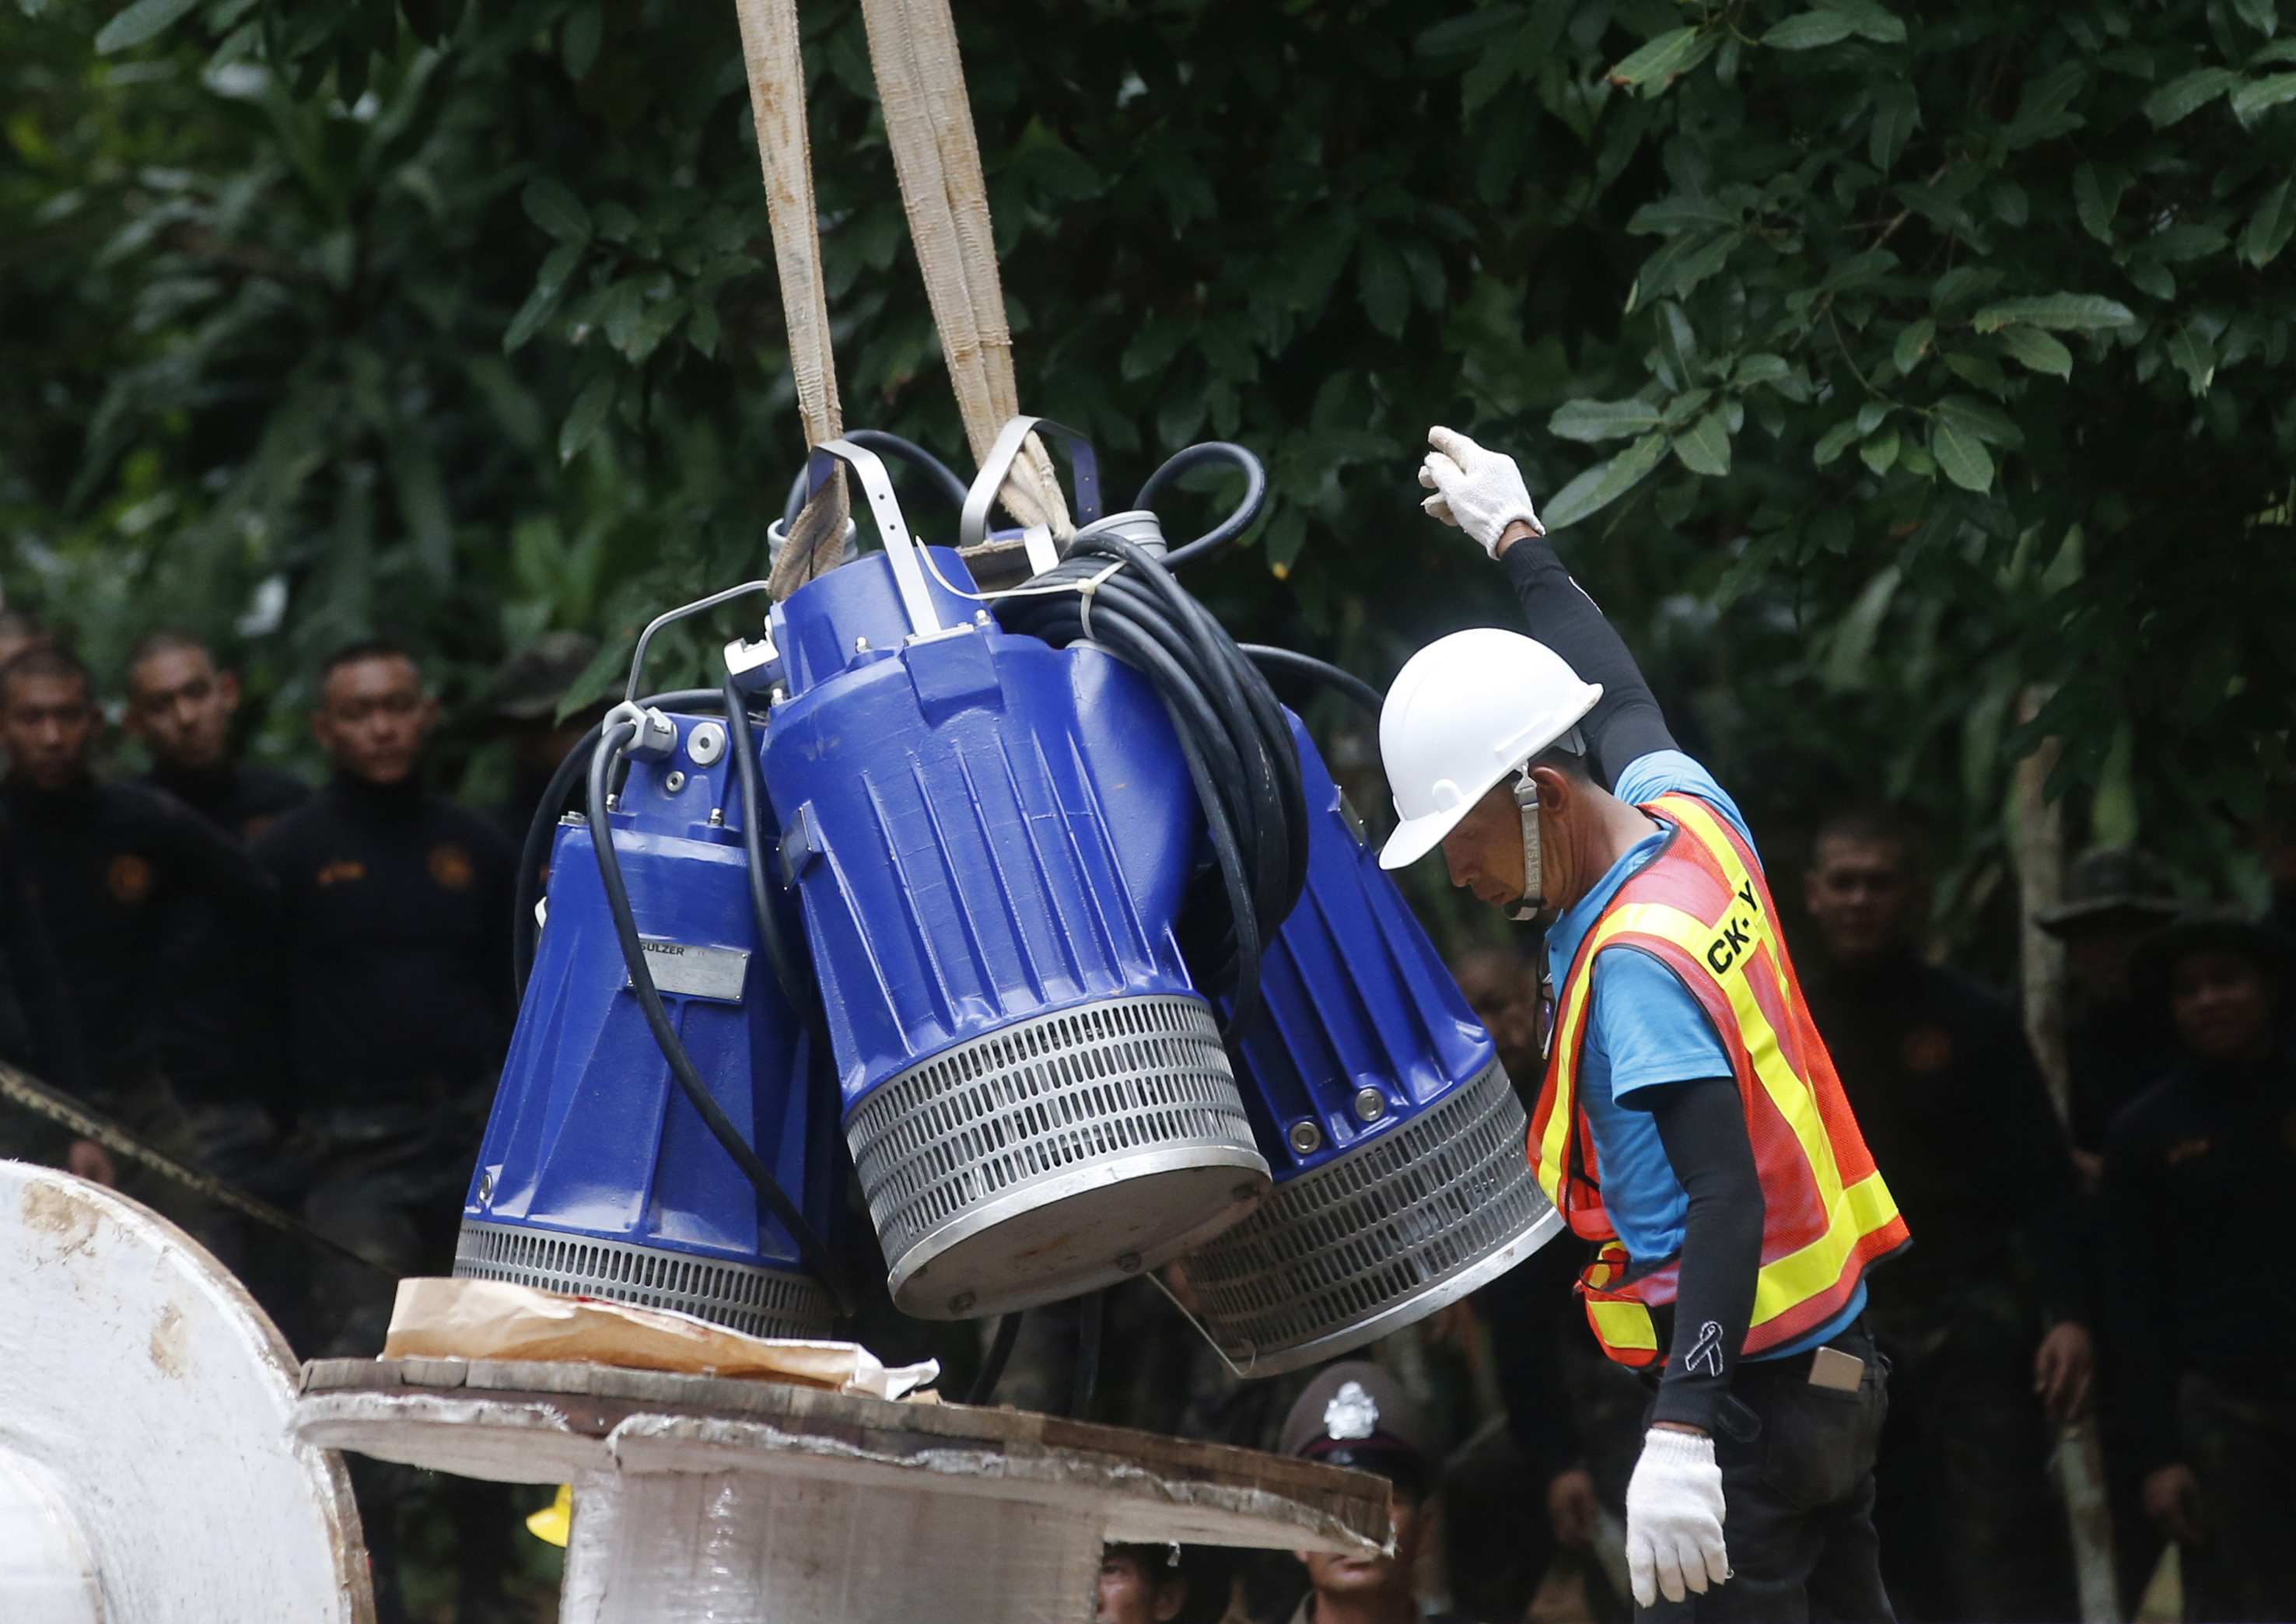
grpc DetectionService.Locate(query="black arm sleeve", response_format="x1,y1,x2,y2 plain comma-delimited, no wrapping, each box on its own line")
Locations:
1503,535,1676,789
1645,1076,1766,1433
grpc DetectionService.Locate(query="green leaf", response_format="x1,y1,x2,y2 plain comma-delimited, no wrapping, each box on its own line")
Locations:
95,0,199,51
1944,351,2010,395
2235,0,2278,37
2241,178,2295,266
1857,400,1893,436
2231,72,2296,121
1356,236,1410,337
1930,265,2003,312
523,179,592,244
1543,432,1669,529
1931,415,1996,492
1893,317,1935,374
1937,393,2025,447
1628,197,1745,234
2126,259,2178,300
1813,418,1860,466
1818,0,1907,44
558,374,616,464
1971,294,2136,332
1549,397,1664,442
2144,66,2242,127
503,241,584,353
1607,27,1717,92
562,0,603,79
2166,325,2217,394
2072,165,2125,243
1859,425,1901,475
2136,222,2231,262
1868,81,1920,170
2254,37,2296,63
1765,11,1858,49
1732,353,1790,385
1817,249,1898,295
1998,324,2074,378
1673,408,1732,476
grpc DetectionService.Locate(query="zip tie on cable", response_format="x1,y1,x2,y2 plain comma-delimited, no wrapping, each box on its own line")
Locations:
1074,558,1127,644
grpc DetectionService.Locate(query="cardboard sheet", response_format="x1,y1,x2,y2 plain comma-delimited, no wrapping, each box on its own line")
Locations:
381,1278,938,1400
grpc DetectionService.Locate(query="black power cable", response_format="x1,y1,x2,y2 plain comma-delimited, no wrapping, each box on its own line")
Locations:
1069,1290,1105,1420
586,719,851,1314
994,527,1307,1038
720,674,810,1016
968,1311,1023,1406
1135,442,1267,570
1238,645,1384,719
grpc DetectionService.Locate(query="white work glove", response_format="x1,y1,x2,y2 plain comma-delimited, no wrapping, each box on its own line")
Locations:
1418,425,1544,555
1624,1427,1731,1608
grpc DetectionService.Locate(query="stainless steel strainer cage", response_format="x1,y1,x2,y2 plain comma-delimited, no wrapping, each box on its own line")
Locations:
846,992,1265,1292
1179,1055,1561,1377
454,1220,836,1339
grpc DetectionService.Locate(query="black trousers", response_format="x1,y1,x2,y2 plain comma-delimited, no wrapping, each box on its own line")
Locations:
1638,1321,1894,1624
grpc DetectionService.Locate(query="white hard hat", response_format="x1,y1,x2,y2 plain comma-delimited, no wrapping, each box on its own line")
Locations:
1377,629,1603,870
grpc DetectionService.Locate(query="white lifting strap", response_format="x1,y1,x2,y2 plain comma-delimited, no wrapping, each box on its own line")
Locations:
856,0,1074,544
731,0,849,599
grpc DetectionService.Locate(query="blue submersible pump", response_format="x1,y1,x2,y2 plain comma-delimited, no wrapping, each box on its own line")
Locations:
455,593,845,1338
988,436,1559,1374
754,435,1286,1319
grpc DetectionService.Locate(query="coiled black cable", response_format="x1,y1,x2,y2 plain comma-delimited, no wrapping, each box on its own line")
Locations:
994,528,1307,1038
1135,442,1267,569
781,429,971,530
585,718,851,1314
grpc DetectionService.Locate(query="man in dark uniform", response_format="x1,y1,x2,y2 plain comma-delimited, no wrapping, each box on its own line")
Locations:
1801,806,2090,1622
254,640,516,1624
0,795,86,1095
2038,846,2183,1183
1279,1361,1474,1624
125,630,311,1200
2102,909,2296,1623
126,630,310,843
0,645,276,1215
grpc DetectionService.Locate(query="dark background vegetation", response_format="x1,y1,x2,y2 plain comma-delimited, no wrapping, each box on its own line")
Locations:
7,0,2295,975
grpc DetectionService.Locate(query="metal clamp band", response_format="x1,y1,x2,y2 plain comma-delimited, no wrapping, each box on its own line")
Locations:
808,437,944,639
957,416,1103,569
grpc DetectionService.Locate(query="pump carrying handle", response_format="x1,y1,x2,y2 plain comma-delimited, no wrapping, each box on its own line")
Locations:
958,416,1102,572
808,437,943,639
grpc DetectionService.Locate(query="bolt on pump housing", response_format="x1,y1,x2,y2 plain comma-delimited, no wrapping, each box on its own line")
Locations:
1176,714,1562,1375
761,441,1269,1319
457,709,840,1337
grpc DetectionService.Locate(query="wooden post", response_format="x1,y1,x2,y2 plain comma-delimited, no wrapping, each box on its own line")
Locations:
2012,686,2119,1624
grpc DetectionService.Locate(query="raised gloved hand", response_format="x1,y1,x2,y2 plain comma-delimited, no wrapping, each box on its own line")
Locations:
1625,1426,1731,1608
1418,425,1544,555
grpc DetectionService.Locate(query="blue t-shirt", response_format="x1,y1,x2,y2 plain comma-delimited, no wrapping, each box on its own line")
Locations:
1545,750,1864,1358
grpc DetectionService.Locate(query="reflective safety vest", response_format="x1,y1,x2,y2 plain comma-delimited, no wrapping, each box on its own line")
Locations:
1528,792,1909,1368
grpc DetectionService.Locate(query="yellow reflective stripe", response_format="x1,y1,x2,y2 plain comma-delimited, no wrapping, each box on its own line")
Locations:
1586,1297,1661,1354
1747,1170,1901,1330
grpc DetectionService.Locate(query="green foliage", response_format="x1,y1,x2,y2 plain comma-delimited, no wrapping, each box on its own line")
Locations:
6,0,2294,965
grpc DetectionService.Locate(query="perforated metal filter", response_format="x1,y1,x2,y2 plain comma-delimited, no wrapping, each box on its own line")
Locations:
847,993,1269,1318
453,1220,835,1340
1179,1057,1560,1377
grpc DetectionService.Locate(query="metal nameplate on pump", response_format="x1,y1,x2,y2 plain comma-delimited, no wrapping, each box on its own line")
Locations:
629,940,749,1003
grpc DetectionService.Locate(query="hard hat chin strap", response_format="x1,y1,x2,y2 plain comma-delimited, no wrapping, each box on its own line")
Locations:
1507,768,1545,925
